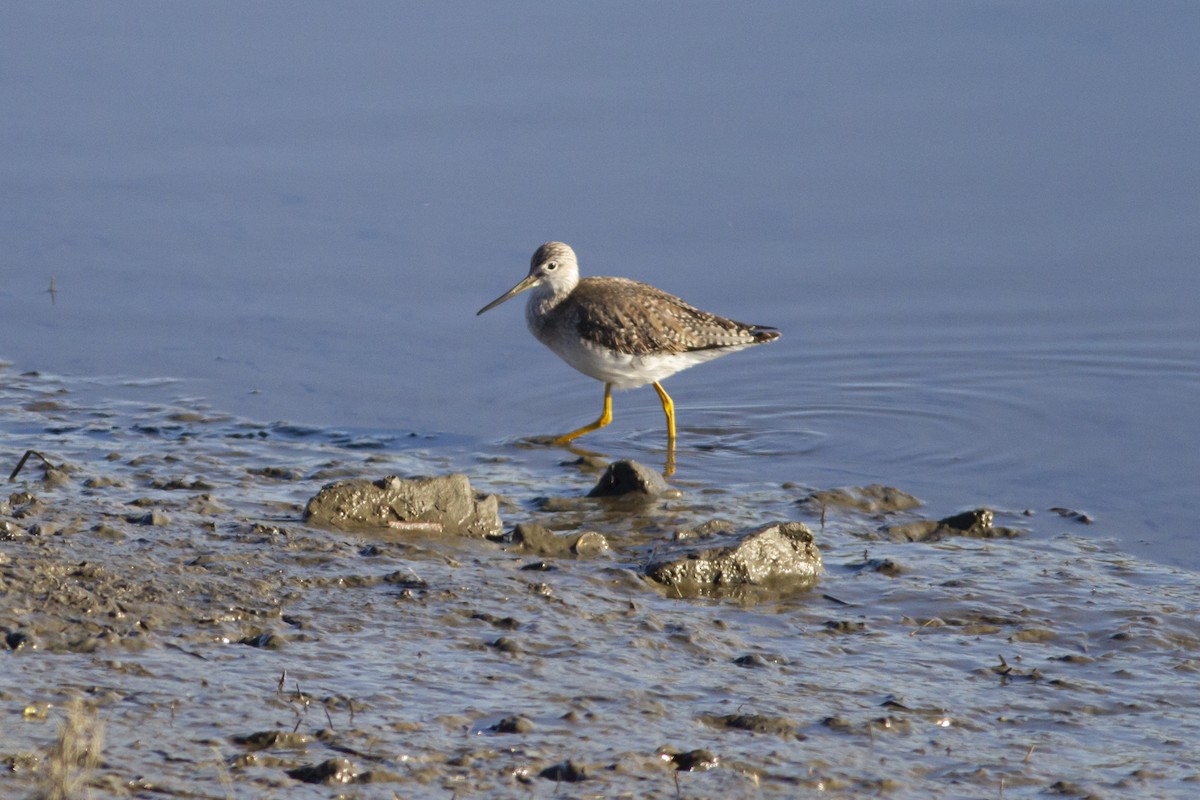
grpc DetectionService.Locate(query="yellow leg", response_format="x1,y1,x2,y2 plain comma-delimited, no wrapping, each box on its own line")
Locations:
652,381,676,441
553,383,613,445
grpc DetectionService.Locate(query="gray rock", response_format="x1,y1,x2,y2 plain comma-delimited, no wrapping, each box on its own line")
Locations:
646,521,822,600
304,474,501,537
587,460,673,498
128,510,170,527
571,530,610,557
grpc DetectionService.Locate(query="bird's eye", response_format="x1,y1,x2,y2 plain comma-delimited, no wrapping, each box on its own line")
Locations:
545,261,558,271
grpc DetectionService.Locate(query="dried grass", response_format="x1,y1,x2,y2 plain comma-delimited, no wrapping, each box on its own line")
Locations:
35,699,104,800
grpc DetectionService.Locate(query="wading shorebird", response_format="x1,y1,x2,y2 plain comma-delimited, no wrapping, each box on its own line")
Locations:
476,242,780,466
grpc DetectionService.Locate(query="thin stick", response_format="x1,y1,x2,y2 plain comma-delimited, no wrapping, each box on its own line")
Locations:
9,450,55,482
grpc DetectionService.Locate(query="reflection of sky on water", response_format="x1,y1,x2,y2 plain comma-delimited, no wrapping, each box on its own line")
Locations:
2,3,1198,566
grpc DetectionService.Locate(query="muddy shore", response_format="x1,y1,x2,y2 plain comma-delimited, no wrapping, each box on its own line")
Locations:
3,365,1199,799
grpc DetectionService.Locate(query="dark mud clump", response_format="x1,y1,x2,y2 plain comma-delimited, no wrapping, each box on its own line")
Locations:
1050,506,1094,524
699,712,802,739
232,730,315,751
659,748,720,772
797,484,922,514
286,757,357,784
538,759,589,783
508,522,610,557
490,715,535,734
886,507,1024,542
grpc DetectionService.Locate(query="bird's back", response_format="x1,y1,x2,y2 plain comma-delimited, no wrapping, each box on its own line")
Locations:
546,276,779,358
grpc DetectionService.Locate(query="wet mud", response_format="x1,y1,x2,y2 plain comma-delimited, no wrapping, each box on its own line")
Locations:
3,364,1200,798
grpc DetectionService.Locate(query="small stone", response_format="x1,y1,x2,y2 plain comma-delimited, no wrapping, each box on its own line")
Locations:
286,757,357,784
239,632,286,649
732,654,769,668
5,630,37,651
491,715,535,733
128,511,170,526
84,476,125,489
571,530,609,556
538,760,588,782
661,749,719,772
489,636,522,655
510,523,610,557
588,460,672,498
941,508,993,532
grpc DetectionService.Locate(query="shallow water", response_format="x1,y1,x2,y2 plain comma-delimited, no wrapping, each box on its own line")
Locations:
3,367,1200,798
3,3,1198,571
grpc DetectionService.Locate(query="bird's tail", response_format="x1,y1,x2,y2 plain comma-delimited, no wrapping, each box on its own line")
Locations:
751,326,781,344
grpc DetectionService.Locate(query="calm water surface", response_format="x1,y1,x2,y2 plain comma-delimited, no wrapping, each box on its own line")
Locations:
2,3,1197,566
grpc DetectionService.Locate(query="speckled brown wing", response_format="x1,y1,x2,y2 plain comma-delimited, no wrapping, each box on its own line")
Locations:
562,277,779,357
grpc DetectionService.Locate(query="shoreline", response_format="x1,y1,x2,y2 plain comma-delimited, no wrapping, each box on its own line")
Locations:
3,361,1199,797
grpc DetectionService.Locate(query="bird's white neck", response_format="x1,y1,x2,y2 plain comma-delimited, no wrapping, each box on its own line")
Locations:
524,281,568,335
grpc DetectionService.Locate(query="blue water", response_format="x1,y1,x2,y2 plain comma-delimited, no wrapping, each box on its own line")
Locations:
3,2,1198,566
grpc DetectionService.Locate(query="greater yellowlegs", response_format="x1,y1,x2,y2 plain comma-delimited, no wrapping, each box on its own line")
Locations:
477,241,780,450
